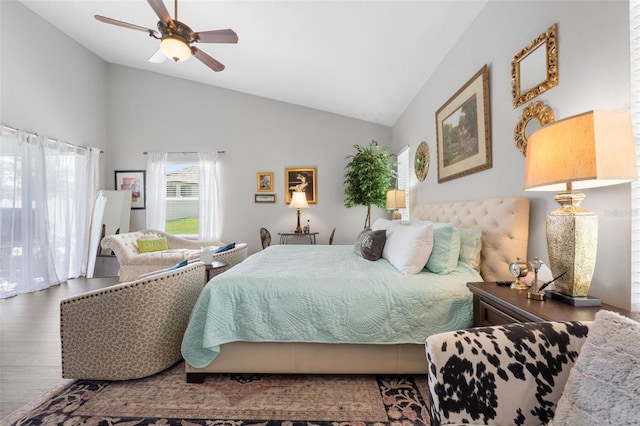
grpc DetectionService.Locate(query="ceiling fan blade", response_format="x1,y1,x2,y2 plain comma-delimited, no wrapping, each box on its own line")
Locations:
149,48,166,63
94,15,157,35
192,47,225,72
147,0,173,25
192,29,238,44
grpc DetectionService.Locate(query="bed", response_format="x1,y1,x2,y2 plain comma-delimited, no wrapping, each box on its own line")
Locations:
182,197,530,382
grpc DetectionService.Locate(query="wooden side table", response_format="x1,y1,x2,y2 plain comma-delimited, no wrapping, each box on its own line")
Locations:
467,281,639,327
278,232,318,244
205,260,228,282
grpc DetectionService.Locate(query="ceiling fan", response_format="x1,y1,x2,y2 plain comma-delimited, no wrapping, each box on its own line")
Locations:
95,0,238,72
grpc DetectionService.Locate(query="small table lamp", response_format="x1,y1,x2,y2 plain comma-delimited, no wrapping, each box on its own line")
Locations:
386,189,406,220
524,110,637,305
289,191,309,233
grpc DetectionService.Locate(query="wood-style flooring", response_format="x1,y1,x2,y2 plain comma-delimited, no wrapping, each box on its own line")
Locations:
0,276,118,420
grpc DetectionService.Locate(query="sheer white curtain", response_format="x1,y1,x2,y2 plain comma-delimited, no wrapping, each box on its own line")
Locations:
145,152,167,230
198,152,221,240
630,0,640,312
0,127,100,299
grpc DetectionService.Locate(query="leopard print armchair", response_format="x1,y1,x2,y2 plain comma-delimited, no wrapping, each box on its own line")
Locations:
425,321,590,426
60,262,206,380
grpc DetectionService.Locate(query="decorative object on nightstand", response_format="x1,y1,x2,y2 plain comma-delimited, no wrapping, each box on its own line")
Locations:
527,257,545,300
508,258,529,290
524,110,637,306
386,189,406,220
289,190,309,234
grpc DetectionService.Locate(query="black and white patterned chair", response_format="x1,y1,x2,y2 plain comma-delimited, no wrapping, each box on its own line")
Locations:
426,321,590,425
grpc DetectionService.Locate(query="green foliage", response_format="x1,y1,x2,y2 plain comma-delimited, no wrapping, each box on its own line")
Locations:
166,217,199,235
344,140,396,228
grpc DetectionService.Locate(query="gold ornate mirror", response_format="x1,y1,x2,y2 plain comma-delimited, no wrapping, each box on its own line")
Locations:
414,141,430,182
512,23,558,108
514,101,554,156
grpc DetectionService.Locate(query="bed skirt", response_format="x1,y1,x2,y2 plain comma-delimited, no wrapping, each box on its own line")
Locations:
185,342,428,382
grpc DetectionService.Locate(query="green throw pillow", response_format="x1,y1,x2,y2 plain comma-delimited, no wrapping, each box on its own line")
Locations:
137,237,169,253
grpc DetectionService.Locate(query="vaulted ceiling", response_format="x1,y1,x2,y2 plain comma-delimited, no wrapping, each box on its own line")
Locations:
19,0,487,126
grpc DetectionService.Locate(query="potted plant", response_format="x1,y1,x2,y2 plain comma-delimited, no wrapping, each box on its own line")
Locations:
344,140,396,228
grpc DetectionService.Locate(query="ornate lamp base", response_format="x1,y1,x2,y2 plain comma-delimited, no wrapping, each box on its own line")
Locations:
546,192,597,298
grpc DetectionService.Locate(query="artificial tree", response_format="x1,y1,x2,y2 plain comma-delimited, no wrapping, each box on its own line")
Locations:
344,140,396,228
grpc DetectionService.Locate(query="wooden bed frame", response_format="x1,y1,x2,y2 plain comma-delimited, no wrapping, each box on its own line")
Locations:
186,197,530,382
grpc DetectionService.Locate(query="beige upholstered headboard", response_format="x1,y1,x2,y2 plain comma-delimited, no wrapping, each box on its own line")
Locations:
412,197,530,282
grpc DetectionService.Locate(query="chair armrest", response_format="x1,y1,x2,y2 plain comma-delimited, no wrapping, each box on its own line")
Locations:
426,321,590,426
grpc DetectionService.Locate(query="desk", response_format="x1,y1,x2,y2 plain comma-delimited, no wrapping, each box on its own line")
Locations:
278,232,319,244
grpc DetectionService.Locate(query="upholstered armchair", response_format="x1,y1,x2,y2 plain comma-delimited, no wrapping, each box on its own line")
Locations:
60,262,206,380
425,310,640,426
101,229,247,281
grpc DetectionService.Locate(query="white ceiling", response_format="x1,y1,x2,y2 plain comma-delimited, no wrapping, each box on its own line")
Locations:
19,0,488,126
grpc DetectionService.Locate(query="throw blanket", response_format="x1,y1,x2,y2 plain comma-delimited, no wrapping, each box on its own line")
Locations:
182,245,480,368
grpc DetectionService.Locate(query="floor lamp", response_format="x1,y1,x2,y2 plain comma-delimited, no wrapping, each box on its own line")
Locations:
523,110,637,305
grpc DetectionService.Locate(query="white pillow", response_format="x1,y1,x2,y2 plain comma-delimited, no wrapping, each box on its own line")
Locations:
371,217,393,231
458,227,482,271
382,222,434,274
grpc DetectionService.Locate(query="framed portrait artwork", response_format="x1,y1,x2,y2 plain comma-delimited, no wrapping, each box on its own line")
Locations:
256,172,274,192
284,167,317,204
114,170,146,209
435,64,492,183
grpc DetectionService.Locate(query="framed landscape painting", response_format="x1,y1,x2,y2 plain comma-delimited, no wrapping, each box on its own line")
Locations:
435,64,492,183
115,170,146,209
285,167,317,204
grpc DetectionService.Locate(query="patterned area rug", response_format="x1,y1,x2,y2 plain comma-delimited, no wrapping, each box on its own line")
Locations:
4,362,431,425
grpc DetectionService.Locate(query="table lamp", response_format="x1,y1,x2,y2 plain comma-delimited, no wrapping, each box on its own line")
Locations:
523,110,637,305
386,189,406,220
289,191,309,233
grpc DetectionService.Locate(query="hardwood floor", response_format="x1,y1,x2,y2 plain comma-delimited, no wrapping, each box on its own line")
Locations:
0,276,118,420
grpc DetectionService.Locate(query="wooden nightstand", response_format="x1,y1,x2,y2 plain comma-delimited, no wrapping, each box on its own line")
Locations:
467,281,639,326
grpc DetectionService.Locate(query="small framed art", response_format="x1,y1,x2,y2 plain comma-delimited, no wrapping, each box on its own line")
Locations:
257,172,274,192
114,170,146,209
255,194,276,203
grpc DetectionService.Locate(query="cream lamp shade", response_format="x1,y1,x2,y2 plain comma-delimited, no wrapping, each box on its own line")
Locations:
386,189,406,220
160,35,192,62
289,191,309,233
523,110,637,304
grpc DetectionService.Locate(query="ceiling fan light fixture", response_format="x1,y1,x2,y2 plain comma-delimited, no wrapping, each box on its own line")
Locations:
160,35,192,62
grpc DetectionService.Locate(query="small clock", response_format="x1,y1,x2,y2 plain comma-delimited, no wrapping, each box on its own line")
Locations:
508,258,529,290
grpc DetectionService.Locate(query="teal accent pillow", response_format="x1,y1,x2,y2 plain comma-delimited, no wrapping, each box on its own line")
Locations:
411,220,460,274
214,242,236,253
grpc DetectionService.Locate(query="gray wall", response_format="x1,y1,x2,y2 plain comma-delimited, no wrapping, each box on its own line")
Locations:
392,0,633,309
0,0,108,181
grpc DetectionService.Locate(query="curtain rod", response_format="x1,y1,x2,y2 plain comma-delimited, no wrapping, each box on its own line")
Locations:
2,124,104,154
142,151,226,155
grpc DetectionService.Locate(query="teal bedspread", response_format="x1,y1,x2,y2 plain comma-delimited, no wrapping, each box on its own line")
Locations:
181,245,480,368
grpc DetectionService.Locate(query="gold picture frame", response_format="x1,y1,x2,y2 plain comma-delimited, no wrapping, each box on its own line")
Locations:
512,23,558,108
257,172,274,192
513,101,554,156
436,64,492,183
285,167,317,204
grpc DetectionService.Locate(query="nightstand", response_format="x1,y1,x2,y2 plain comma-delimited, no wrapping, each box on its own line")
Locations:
467,281,639,326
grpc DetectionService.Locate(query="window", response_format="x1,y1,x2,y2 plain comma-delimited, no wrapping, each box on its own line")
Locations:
397,146,410,220
165,162,199,236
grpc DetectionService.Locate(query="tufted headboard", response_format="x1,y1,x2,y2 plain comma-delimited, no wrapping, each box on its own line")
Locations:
412,197,530,282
